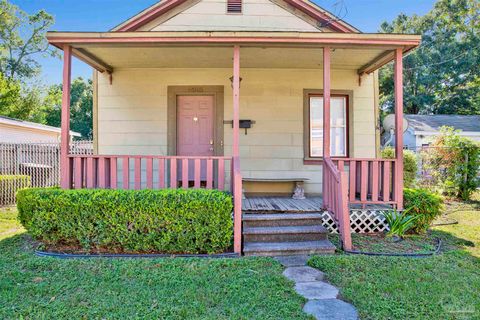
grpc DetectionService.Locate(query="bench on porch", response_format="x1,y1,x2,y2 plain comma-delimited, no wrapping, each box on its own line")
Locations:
242,178,309,199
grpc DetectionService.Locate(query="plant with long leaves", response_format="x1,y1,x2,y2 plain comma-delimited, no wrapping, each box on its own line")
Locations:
382,209,418,238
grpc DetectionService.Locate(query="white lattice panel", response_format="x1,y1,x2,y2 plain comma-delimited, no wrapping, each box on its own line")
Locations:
321,210,388,234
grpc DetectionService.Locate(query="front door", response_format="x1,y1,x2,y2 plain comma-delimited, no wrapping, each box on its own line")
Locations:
177,95,215,180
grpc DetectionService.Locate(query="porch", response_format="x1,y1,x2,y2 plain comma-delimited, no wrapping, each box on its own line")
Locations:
47,31,421,254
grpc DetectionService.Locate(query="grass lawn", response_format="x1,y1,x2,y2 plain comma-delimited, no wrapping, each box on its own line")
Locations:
309,196,480,320
0,208,309,319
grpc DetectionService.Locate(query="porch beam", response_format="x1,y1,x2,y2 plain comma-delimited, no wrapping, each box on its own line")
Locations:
72,48,114,74
60,45,72,189
394,48,404,209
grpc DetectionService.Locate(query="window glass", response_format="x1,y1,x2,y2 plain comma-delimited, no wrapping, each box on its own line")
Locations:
309,96,347,157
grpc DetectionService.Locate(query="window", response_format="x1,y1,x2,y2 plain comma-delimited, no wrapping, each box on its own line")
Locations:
227,0,242,13
307,94,348,158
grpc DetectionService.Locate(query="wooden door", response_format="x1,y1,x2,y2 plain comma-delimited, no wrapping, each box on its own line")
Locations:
177,95,215,181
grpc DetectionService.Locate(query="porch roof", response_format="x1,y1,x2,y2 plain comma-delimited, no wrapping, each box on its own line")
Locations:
47,31,421,75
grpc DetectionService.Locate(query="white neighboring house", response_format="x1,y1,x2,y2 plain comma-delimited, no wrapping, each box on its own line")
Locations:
0,116,81,143
383,115,480,150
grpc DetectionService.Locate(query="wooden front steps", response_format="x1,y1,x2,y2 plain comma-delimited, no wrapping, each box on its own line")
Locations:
242,213,336,256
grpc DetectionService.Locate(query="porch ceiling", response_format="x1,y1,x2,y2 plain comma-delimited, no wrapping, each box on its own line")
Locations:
74,46,388,70
47,31,421,75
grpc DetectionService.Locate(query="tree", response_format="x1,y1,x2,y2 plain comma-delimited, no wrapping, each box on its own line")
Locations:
0,0,58,81
45,78,94,139
0,72,52,122
379,0,480,115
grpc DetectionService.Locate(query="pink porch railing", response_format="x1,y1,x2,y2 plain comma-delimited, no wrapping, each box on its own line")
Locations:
323,158,352,250
68,155,232,191
334,158,399,207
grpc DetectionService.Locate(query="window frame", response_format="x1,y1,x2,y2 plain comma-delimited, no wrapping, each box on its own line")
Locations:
303,89,352,163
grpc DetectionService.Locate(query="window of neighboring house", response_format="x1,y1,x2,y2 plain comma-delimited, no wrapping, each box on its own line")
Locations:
227,0,242,13
307,94,349,158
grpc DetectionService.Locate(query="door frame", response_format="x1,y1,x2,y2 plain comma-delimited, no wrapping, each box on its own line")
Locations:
167,86,224,156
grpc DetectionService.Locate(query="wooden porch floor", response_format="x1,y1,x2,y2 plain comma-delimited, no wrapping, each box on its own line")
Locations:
242,197,323,213
242,196,391,213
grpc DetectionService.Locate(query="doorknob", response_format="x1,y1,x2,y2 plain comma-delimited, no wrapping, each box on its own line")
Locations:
209,139,214,145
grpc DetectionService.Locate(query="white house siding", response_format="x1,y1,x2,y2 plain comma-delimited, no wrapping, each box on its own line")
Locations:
96,68,376,194
0,124,60,143
138,0,321,32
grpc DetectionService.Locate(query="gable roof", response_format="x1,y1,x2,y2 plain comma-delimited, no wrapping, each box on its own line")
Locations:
405,115,480,133
0,115,81,137
112,0,359,33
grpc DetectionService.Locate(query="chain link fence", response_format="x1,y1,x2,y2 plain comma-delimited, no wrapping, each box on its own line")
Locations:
0,141,93,205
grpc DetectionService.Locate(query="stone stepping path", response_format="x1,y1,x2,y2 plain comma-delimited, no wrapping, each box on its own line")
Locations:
275,255,359,320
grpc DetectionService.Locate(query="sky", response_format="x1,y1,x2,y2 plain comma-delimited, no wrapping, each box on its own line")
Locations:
11,0,437,85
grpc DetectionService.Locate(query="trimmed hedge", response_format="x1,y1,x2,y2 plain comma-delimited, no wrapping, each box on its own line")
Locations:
404,188,443,233
17,188,233,254
0,175,31,205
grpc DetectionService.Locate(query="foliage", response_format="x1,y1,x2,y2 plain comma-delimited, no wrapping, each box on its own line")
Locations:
381,147,417,188
382,209,417,238
0,0,58,81
0,175,31,205
379,0,480,115
404,188,444,233
17,188,233,254
44,78,94,139
421,127,480,200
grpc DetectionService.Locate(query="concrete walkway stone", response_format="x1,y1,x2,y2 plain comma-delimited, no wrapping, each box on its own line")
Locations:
294,281,339,300
283,266,324,282
303,299,358,320
276,255,358,320
274,255,309,267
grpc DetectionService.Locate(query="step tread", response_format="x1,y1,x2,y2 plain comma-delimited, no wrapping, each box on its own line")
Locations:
242,213,323,220
243,240,336,253
243,225,327,235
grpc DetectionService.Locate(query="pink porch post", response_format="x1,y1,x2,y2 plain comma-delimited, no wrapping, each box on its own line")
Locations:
322,47,331,198
323,47,331,157
232,45,242,254
394,48,404,209
60,45,72,189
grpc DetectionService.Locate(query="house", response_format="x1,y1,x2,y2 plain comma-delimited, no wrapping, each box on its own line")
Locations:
384,115,480,150
47,0,421,255
0,115,81,143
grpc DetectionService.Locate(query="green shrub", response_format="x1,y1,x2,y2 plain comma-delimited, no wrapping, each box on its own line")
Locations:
381,147,417,188
420,127,480,200
17,188,233,254
0,175,31,205
404,188,443,233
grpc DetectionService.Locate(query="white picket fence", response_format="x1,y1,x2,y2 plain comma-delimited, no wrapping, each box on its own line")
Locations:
0,141,93,205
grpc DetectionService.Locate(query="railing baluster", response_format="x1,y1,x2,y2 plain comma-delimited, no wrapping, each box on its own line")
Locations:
206,159,213,189
110,157,117,189
371,160,379,202
182,158,189,188
158,158,165,189
360,160,368,202
74,157,82,189
194,159,201,188
134,158,141,190
98,157,106,188
218,158,225,190
146,158,153,189
86,157,94,188
123,157,129,190
349,160,356,201
383,161,391,201
170,158,177,189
